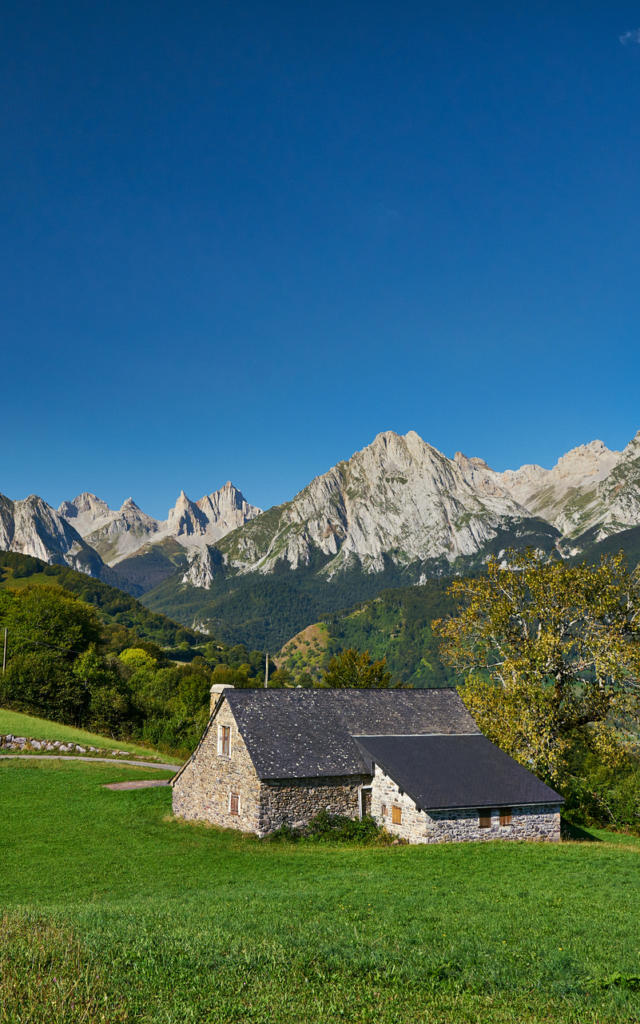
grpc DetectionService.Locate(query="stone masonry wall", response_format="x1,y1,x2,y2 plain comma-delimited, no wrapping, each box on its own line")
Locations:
259,775,371,835
0,735,132,757
371,765,561,844
172,700,262,833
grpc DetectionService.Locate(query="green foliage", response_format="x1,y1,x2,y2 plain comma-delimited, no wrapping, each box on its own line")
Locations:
562,745,640,834
434,549,640,816
118,647,157,670
321,583,458,687
0,581,266,755
142,556,434,650
322,647,392,688
0,550,201,651
268,809,389,843
3,759,640,1024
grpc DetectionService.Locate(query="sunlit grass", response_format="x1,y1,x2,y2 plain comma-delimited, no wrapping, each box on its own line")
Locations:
0,708,180,762
2,759,639,1023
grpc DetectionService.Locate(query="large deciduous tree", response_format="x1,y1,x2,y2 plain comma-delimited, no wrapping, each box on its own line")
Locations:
322,648,392,689
432,551,640,781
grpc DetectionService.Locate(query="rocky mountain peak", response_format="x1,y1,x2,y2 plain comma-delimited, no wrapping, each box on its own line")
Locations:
58,492,111,519
167,491,208,536
453,452,491,471
0,492,106,576
120,497,140,511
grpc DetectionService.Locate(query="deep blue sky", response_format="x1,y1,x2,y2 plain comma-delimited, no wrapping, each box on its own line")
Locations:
2,2,640,517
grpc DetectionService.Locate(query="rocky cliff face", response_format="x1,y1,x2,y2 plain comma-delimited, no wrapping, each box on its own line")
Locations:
494,440,622,537
58,492,113,535
58,482,261,566
182,547,217,589
583,431,640,539
60,494,161,564
0,494,106,575
196,481,262,541
218,431,533,576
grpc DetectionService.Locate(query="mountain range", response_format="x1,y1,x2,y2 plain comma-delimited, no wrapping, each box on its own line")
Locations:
2,428,640,645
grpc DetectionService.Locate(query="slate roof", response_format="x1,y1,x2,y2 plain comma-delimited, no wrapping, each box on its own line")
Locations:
223,688,479,780
354,734,564,810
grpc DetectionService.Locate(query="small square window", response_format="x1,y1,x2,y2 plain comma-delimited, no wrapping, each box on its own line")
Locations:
229,793,239,815
392,805,402,825
500,809,512,826
218,725,230,757
478,809,492,828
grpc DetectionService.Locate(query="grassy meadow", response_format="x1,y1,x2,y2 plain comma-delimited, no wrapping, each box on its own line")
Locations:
2,759,640,1023
0,708,180,762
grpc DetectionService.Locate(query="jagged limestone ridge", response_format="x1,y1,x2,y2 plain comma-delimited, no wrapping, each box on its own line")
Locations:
216,431,533,577
0,493,105,575
58,482,262,566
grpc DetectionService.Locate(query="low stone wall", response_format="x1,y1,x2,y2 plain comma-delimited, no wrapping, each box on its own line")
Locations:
371,765,561,844
259,775,370,835
0,734,133,757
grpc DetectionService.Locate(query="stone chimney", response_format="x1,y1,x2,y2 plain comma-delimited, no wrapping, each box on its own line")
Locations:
210,683,234,714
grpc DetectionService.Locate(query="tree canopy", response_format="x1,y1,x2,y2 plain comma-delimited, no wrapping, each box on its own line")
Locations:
433,551,640,782
322,648,392,688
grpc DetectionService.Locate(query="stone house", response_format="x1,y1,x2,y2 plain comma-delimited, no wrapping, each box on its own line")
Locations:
171,686,563,843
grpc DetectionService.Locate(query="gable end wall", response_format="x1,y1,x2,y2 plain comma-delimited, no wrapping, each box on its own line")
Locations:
172,700,262,832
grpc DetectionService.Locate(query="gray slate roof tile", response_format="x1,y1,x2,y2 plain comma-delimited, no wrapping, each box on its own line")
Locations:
354,734,564,810
224,688,479,779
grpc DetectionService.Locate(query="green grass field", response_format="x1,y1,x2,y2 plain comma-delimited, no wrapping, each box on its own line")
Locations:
0,708,181,762
2,760,640,1023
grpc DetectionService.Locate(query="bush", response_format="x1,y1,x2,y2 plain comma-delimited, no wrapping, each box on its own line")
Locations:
267,810,391,844
562,755,640,834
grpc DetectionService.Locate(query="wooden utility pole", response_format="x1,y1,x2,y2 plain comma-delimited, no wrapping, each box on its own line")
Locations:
264,652,269,688
2,628,7,675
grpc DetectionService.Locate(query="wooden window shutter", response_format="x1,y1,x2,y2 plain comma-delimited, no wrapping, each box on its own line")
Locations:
500,809,512,826
230,793,239,815
392,805,402,825
478,809,492,828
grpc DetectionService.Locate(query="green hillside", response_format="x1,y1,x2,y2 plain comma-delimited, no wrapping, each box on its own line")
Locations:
140,518,562,650
111,537,189,595
572,524,640,569
278,581,458,687
0,708,177,761
0,550,202,651
141,556,430,649
0,553,267,758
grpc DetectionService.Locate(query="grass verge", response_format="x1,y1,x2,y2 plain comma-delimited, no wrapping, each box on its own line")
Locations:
0,708,180,762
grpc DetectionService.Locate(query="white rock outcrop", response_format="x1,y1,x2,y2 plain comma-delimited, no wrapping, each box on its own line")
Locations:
58,482,262,566
0,494,103,574
219,431,533,576
495,440,622,537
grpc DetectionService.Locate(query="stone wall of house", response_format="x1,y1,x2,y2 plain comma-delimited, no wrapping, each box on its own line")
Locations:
258,775,371,835
172,700,262,833
371,765,561,844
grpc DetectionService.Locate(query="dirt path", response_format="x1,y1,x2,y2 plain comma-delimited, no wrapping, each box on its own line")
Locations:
0,754,179,771
104,779,170,790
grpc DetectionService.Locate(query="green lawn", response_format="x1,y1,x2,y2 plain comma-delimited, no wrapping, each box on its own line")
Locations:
2,760,640,1023
0,708,181,763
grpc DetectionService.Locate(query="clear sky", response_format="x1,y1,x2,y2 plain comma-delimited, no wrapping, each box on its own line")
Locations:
2,2,639,518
